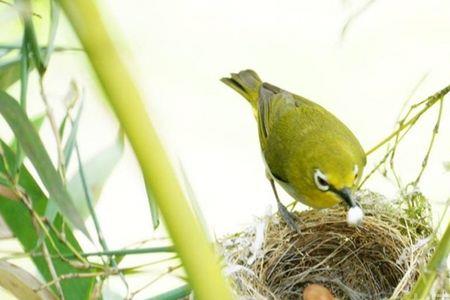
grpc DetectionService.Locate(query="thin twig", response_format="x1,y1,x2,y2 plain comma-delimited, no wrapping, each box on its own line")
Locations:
0,44,83,51
36,271,107,292
127,264,182,299
41,241,65,300
39,78,66,179
120,254,179,273
8,181,92,270
389,73,429,189
340,0,377,40
412,99,444,186
42,217,91,268
366,84,450,156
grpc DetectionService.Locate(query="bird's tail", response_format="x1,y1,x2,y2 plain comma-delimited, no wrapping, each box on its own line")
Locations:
221,69,262,109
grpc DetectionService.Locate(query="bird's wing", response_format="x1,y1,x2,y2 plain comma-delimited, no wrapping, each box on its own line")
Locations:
257,82,298,147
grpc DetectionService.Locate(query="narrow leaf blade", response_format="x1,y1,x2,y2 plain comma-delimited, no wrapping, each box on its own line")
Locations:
0,58,21,90
146,284,191,300
68,132,124,219
0,91,89,236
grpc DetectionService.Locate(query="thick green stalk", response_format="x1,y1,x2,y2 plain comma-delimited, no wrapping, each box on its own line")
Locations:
57,1,233,299
404,220,450,299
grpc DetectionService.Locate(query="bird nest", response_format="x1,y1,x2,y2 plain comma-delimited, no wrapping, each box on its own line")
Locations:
220,190,437,299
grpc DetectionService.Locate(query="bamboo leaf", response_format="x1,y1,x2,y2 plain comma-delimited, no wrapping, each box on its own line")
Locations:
63,100,83,167
146,284,191,300
144,177,160,230
44,91,82,224
0,57,21,90
0,260,57,300
44,0,60,65
11,113,46,174
19,31,30,108
0,143,96,300
11,113,46,151
68,132,124,219
0,91,89,237
0,54,34,90
23,17,45,75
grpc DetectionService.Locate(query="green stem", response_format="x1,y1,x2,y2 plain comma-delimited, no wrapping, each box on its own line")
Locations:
27,246,175,260
404,220,450,299
14,30,29,175
19,33,29,109
0,44,82,51
78,246,175,258
57,1,233,299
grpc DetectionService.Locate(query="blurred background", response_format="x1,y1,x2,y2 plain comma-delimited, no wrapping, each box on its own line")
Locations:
1,0,450,298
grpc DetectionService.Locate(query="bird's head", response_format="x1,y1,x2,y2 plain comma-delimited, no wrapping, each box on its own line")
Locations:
292,141,365,212
312,164,360,208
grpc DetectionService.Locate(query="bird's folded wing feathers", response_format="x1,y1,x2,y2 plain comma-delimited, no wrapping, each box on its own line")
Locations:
257,83,298,146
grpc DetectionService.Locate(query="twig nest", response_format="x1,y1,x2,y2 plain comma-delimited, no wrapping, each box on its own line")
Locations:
221,191,435,300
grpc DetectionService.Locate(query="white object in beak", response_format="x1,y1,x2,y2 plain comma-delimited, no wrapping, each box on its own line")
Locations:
347,206,364,226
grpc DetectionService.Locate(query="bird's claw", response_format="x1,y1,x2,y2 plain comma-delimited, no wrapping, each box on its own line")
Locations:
277,202,301,233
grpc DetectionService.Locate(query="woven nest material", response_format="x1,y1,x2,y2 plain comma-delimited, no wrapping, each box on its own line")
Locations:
221,190,436,300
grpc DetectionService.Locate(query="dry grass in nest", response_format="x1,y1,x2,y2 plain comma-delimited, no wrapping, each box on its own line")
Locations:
221,190,436,300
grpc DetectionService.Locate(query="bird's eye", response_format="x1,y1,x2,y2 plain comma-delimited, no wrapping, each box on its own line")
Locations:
314,169,329,191
354,165,359,179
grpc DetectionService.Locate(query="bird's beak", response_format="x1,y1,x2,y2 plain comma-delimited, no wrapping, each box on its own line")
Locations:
337,187,356,208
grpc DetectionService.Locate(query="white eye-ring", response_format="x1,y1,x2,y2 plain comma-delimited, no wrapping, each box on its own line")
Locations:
314,169,329,191
354,165,359,179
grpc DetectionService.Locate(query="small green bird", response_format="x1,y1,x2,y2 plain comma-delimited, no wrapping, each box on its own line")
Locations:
222,70,366,229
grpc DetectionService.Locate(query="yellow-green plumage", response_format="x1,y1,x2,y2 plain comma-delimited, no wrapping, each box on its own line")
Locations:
222,70,366,209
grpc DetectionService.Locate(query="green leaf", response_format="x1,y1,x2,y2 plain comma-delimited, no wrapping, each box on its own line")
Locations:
0,51,34,91
68,132,124,219
24,18,45,75
178,161,209,238
44,97,82,224
144,177,160,229
146,284,191,300
44,0,60,65
0,57,21,90
0,143,96,300
63,100,83,167
11,113,46,151
11,114,46,175
0,91,89,237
